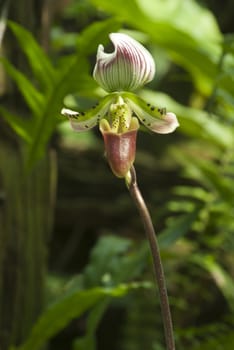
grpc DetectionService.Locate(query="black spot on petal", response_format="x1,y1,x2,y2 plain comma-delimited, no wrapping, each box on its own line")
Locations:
158,107,166,115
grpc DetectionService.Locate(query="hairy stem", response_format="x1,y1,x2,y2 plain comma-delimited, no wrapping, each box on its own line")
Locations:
126,166,175,350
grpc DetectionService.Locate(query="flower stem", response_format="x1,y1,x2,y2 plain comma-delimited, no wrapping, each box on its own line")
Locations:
126,166,175,350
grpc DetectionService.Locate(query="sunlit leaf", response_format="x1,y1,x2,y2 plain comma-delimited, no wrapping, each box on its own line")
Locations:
136,0,221,43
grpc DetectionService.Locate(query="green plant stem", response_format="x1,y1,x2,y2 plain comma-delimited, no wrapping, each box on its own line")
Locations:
126,166,175,350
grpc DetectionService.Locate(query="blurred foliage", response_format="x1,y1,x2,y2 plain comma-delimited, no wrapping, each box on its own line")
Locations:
11,236,152,350
1,0,234,349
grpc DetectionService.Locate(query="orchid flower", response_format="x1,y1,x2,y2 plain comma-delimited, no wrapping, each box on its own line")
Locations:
62,33,179,177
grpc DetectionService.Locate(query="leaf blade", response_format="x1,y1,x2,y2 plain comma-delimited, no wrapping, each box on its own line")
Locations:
8,21,55,89
16,284,137,350
0,106,32,142
1,58,45,117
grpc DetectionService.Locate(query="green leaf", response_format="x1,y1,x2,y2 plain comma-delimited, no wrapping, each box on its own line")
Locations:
16,285,132,350
91,0,221,44
218,72,234,99
216,88,234,108
192,255,234,311
1,58,45,117
8,21,55,89
192,159,234,203
82,235,150,287
158,207,201,249
173,186,212,202
25,54,91,169
192,330,234,350
73,299,110,350
83,235,132,287
174,154,234,204
76,17,121,55
223,34,234,55
0,106,32,142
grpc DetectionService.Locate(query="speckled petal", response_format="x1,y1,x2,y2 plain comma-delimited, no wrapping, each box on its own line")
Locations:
93,33,155,92
123,92,179,134
61,94,115,132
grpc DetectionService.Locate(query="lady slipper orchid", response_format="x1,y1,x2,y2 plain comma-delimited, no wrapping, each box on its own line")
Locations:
62,33,179,177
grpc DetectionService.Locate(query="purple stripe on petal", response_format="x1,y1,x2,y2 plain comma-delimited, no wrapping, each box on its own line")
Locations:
93,33,155,92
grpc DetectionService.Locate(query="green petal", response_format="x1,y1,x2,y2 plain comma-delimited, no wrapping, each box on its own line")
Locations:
61,94,115,132
122,92,179,134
